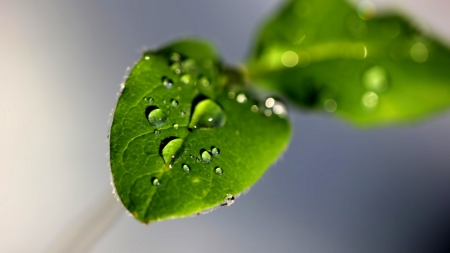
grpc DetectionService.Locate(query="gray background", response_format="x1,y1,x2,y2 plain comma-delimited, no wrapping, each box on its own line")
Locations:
1,0,450,252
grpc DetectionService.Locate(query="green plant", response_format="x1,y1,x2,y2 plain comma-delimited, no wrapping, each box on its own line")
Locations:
110,0,450,223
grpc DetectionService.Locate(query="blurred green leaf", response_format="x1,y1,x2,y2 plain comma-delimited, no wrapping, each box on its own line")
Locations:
109,39,291,223
248,0,450,125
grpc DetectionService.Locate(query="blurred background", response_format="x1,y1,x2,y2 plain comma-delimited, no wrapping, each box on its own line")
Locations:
1,0,450,252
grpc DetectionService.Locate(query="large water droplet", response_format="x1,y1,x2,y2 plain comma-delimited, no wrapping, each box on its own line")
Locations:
182,164,190,173
161,138,184,165
189,99,226,129
362,91,379,109
162,77,173,89
201,150,212,163
410,43,428,63
147,108,168,126
220,194,235,206
215,167,223,176
151,177,161,187
362,66,389,92
211,147,220,156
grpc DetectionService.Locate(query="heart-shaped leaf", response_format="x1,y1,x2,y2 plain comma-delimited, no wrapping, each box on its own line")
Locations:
109,40,291,223
248,0,450,125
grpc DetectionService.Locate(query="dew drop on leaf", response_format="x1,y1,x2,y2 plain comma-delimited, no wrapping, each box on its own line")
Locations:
154,129,160,136
236,93,247,103
143,97,154,104
181,111,186,117
161,138,184,164
162,77,173,89
199,76,210,87
151,177,161,187
211,147,220,156
362,66,389,92
180,74,191,84
171,99,178,108
362,91,379,109
220,194,235,206
214,167,223,176
147,108,168,126
201,150,212,163
173,123,179,130
182,164,190,173
188,99,226,129
251,105,259,112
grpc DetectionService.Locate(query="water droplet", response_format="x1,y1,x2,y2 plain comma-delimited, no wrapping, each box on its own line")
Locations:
251,105,259,112
273,101,287,117
148,108,168,126
362,91,379,109
181,59,197,72
143,97,154,104
170,62,181,75
170,53,181,62
182,164,190,173
144,56,150,60
410,43,428,63
281,51,299,67
357,0,376,20
264,109,272,116
163,99,167,104
151,177,161,187
171,99,178,108
199,76,210,87
162,77,173,89
180,74,191,84
190,155,195,160
362,66,389,92
173,123,179,130
161,138,184,164
189,99,226,129
236,93,247,103
211,147,220,156
265,98,275,108
201,150,212,163
154,129,160,135
214,167,223,176
196,157,201,163
324,99,338,113
220,194,235,206
228,92,235,99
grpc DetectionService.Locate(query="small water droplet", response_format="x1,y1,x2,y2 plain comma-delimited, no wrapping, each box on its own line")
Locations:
143,97,154,104
220,194,235,206
190,155,195,160
236,93,247,103
170,62,181,75
201,150,212,163
170,53,181,62
181,59,197,72
265,98,275,108
171,99,178,108
410,43,428,63
151,177,161,187
196,157,201,163
214,167,223,176
199,76,210,87
148,108,168,126
180,74,191,84
273,100,287,117
362,91,379,109
357,0,376,20
162,77,173,89
324,99,338,113
182,164,190,173
281,51,299,67
173,123,179,130
144,56,150,60
189,99,226,129
163,99,167,104
228,92,235,99
211,147,220,156
251,105,259,112
362,66,389,92
264,109,272,116
161,138,184,164
181,111,186,117
154,129,160,135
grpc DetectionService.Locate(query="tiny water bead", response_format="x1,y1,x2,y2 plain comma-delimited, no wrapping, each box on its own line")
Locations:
173,123,179,130
236,93,247,103
151,177,161,187
265,98,275,108
410,42,428,63
170,52,181,62
189,99,226,129
143,97,154,104
147,108,168,126
170,62,182,75
324,99,338,113
251,105,259,112
144,56,150,60
162,77,173,89
362,91,379,109
154,129,160,136
182,164,190,173
201,150,212,163
362,66,389,92
211,147,220,156
272,100,288,117
199,76,210,87
214,167,223,176
181,111,186,117
171,99,178,108
220,194,235,207
180,74,192,84
161,138,184,164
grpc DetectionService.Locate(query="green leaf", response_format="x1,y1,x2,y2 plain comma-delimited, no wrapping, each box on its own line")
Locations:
248,0,450,125
109,39,291,223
